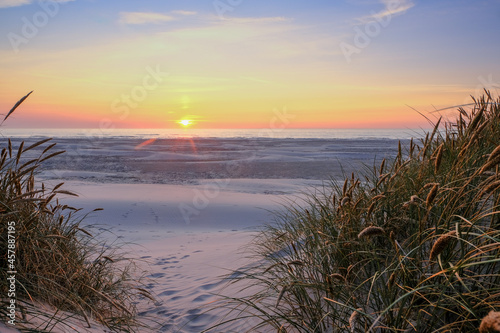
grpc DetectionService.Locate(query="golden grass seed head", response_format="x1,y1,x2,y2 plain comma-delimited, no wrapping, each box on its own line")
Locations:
480,180,500,197
479,311,500,333
488,145,500,163
358,226,385,239
468,107,484,133
342,179,348,196
379,158,386,174
372,194,386,201
429,230,456,260
353,197,362,210
349,308,362,332
434,143,444,172
480,155,500,174
367,201,376,217
426,184,439,208
377,173,390,187
8,138,12,158
387,271,396,288
403,195,420,208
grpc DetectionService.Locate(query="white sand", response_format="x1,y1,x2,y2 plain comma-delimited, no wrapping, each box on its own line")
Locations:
59,179,316,332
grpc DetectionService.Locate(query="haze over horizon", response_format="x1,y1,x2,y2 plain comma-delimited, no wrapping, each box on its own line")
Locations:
1,0,499,129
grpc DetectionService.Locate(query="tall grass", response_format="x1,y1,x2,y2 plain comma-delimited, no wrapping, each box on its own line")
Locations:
0,94,153,332
215,92,500,332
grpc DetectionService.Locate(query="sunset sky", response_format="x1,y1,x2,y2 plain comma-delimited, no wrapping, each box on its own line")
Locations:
0,0,499,129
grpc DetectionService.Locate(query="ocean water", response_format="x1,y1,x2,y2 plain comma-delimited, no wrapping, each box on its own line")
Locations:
0,128,428,140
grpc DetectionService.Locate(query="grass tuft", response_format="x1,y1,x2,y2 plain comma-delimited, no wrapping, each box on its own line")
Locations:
212,92,500,332
0,93,154,332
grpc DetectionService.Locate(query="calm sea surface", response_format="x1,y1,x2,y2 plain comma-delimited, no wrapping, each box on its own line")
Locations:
0,128,428,140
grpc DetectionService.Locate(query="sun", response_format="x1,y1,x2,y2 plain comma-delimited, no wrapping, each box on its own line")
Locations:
178,119,192,127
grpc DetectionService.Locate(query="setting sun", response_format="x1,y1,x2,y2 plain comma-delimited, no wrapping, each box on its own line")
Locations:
178,119,193,127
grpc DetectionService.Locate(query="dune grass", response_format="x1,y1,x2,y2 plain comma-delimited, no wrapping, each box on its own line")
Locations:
0,94,153,332
213,91,500,332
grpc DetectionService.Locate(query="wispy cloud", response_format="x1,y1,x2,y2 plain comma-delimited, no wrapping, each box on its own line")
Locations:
0,0,30,8
356,0,415,24
0,0,73,8
119,10,199,25
158,18,295,44
171,10,197,16
119,12,176,25
119,10,286,27
218,16,290,24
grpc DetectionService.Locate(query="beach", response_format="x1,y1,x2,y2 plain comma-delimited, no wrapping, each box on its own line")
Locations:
12,136,402,332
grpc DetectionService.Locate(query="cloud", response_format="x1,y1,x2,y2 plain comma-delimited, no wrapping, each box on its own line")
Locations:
158,18,295,43
119,10,198,25
218,16,290,24
119,12,176,25
356,0,415,24
118,10,287,27
0,0,73,8
0,0,30,8
171,10,197,16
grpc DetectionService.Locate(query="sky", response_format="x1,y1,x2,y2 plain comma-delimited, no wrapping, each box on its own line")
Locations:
0,0,499,129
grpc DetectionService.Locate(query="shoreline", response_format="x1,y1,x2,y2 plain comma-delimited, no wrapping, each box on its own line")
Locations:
22,136,405,185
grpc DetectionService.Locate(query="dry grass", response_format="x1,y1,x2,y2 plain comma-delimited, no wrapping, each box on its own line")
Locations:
211,92,500,332
0,93,154,332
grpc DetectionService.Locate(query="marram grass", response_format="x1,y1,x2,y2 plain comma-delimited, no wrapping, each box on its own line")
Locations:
0,94,154,332
211,92,500,332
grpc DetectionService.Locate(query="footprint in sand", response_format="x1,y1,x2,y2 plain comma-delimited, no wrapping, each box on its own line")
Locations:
158,290,178,296
148,272,166,278
192,294,212,303
200,282,222,291
154,256,177,265
121,208,133,218
156,309,170,315
148,207,160,223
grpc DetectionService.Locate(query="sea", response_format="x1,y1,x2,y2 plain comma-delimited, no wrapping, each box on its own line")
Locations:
0,128,428,140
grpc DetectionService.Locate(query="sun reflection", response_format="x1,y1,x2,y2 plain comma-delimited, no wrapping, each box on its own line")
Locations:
134,138,157,150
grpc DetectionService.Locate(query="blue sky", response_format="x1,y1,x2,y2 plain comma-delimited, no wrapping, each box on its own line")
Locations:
0,0,499,128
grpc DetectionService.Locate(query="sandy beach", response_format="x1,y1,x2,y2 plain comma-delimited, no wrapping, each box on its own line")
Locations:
10,136,402,332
